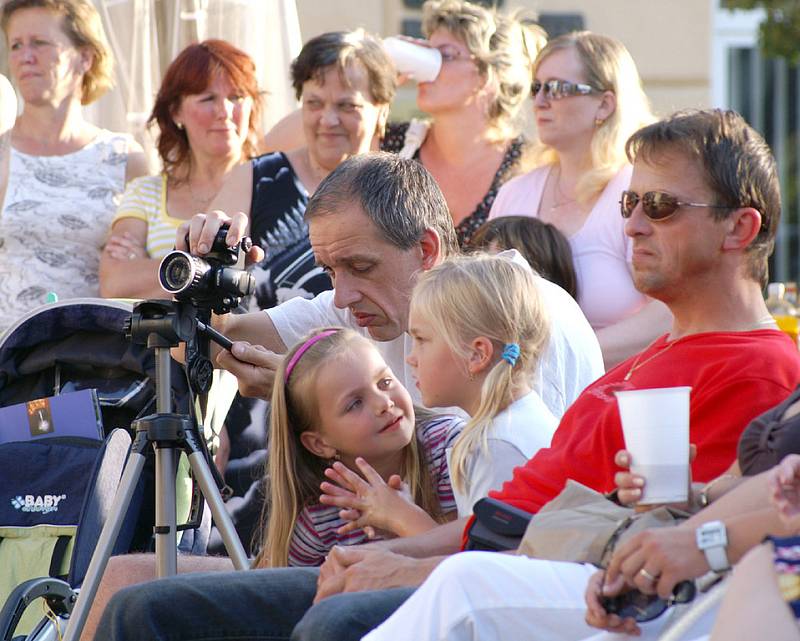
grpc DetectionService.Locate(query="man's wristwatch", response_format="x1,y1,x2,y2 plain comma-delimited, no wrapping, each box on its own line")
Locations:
695,520,730,572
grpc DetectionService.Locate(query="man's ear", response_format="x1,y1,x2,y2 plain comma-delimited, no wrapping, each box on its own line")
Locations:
299,430,337,460
722,207,762,251
467,336,495,377
419,228,441,271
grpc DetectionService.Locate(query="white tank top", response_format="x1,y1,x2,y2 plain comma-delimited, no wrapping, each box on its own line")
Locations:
0,130,132,334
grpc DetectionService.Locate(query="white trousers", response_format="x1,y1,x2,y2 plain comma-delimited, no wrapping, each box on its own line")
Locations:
362,552,719,641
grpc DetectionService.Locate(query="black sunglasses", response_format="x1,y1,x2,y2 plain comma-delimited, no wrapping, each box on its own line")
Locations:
620,190,735,221
602,580,696,622
531,79,601,100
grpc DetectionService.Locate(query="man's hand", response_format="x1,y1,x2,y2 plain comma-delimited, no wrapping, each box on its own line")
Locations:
313,546,436,604
603,526,706,599
583,569,641,636
215,341,282,399
176,210,263,262
614,446,696,512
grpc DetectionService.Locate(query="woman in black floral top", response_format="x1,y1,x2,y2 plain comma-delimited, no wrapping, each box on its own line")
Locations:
380,0,545,248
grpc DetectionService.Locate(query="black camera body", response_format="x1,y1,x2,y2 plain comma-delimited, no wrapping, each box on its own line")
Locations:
159,227,256,315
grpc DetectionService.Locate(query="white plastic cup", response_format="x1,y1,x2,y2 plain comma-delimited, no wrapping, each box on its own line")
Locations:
615,386,691,504
382,37,442,83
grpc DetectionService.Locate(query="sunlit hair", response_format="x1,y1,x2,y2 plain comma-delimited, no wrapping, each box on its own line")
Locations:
627,108,780,289
148,39,263,180
422,0,546,143
410,254,549,494
1,0,114,104
470,216,578,300
528,31,655,203
254,327,443,568
291,30,396,105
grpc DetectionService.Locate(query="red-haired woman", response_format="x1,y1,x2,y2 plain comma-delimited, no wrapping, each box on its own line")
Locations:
99,39,262,298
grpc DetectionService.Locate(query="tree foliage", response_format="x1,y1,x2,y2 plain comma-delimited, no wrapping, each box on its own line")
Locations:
723,0,800,64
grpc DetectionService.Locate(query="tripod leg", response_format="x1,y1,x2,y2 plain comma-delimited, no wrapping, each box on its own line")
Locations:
62,451,147,641
186,451,249,570
154,447,178,577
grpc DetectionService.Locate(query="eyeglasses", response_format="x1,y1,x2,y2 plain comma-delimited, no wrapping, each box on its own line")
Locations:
620,190,735,222
531,79,601,101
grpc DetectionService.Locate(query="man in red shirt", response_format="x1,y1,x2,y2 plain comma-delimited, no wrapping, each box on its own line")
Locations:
95,109,800,641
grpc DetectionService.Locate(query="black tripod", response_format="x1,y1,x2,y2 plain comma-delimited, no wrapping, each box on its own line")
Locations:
62,300,249,641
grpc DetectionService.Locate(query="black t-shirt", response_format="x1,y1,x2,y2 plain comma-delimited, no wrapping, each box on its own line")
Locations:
245,152,332,311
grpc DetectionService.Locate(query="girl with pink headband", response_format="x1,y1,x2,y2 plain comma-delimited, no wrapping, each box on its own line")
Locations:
252,327,462,568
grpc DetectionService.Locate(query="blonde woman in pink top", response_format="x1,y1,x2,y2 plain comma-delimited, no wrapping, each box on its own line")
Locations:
489,31,671,368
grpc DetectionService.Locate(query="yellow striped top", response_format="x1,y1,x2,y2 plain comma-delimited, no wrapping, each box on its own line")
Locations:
113,174,185,259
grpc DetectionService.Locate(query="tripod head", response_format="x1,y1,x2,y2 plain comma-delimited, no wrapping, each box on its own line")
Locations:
125,299,232,395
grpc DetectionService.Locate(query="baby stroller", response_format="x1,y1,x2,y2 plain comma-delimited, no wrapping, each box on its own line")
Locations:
0,298,198,640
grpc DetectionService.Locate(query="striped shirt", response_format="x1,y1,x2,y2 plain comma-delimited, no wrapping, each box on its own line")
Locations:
287,413,463,566
112,174,184,260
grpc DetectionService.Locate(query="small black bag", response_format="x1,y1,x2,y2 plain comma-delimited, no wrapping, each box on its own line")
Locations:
465,497,533,552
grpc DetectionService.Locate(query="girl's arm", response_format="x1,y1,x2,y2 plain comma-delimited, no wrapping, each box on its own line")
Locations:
320,458,440,538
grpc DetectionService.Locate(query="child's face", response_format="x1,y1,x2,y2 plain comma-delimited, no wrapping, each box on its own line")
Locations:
307,340,415,466
406,306,472,411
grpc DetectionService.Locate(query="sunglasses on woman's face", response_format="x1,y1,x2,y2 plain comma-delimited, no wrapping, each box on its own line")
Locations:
602,580,696,623
531,79,600,101
620,190,734,222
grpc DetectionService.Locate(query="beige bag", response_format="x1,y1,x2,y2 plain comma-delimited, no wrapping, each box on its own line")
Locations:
516,480,688,566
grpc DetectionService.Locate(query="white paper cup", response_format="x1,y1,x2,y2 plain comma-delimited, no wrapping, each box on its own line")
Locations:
615,386,691,504
383,37,442,83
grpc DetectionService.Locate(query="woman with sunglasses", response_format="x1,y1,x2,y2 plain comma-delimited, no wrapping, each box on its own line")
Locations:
489,31,671,368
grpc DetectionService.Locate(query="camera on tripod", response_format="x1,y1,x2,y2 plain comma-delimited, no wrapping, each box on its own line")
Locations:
159,226,256,315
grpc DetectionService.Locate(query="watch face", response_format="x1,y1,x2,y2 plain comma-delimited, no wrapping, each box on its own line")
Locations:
697,522,727,549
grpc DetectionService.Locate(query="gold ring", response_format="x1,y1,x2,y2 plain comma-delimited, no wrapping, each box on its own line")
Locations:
639,568,658,582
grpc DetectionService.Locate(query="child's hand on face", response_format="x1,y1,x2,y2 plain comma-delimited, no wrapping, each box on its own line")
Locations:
319,458,431,537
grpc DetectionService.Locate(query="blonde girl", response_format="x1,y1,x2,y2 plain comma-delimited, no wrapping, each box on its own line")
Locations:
254,327,460,568
407,253,557,515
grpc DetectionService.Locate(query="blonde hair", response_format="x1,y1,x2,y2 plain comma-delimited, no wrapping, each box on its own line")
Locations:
410,254,549,494
422,0,546,143
527,31,655,202
2,0,114,105
254,328,442,568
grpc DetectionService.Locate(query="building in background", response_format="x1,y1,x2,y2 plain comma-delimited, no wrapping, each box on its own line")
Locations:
0,0,796,281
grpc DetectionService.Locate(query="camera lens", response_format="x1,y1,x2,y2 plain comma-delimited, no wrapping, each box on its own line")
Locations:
160,251,199,294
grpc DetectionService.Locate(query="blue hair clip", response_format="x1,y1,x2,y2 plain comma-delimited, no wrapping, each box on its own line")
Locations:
502,343,521,367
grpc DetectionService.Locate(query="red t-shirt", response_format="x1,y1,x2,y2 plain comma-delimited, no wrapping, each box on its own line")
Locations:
477,330,800,530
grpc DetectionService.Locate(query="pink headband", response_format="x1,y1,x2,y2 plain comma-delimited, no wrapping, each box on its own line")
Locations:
284,330,339,383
